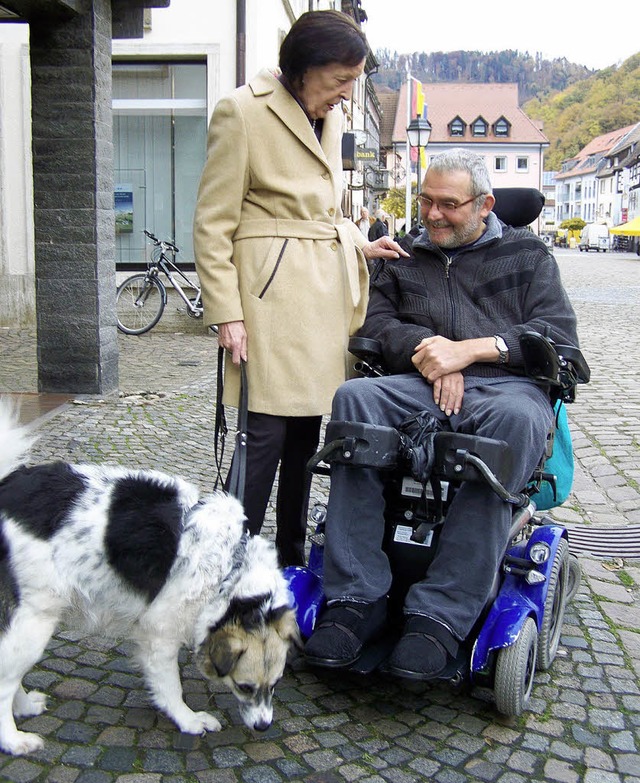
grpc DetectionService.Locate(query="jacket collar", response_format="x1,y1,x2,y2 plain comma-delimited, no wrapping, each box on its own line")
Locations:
248,69,339,167
412,210,503,255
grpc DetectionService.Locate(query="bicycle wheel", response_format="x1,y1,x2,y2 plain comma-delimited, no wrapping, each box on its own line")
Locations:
116,274,165,335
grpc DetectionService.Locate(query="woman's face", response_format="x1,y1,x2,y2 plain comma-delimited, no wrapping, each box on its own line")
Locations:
298,58,366,120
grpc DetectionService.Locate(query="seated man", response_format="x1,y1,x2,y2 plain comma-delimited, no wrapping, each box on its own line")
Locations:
304,148,579,680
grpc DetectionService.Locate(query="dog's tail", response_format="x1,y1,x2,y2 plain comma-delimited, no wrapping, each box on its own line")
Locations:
0,397,36,480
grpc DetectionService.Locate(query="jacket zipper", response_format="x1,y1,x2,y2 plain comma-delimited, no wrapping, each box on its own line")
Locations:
442,252,456,337
258,238,289,299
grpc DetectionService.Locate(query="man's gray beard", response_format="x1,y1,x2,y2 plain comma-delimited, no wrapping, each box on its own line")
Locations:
427,212,483,249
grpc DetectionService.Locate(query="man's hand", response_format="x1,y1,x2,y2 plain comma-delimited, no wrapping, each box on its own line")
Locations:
412,335,472,381
362,236,410,260
433,372,465,416
218,320,247,365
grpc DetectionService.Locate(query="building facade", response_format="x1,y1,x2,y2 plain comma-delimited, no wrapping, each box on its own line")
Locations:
554,124,637,227
381,81,549,232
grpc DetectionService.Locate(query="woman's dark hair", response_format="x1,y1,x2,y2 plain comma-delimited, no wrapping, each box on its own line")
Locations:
279,10,368,89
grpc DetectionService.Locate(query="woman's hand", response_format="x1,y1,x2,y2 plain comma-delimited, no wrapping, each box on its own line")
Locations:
362,236,410,261
218,320,248,365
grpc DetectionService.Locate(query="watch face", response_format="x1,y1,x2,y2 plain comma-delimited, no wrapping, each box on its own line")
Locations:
496,336,508,352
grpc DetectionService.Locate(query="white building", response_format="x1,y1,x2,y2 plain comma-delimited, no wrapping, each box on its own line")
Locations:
383,82,549,231
554,124,636,226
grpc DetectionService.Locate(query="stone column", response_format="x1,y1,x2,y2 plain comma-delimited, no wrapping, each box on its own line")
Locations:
29,0,118,395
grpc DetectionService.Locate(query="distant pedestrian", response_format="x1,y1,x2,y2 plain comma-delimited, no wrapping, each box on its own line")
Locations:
356,207,370,237
368,209,389,241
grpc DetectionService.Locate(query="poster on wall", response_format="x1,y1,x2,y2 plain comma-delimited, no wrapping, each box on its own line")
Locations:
115,185,134,233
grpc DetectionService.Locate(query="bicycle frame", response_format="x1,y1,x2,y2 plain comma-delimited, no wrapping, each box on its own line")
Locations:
155,254,202,315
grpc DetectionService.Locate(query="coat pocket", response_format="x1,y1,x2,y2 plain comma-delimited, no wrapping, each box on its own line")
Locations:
250,238,289,299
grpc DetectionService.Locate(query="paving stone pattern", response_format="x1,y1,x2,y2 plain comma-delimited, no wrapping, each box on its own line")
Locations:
0,249,639,782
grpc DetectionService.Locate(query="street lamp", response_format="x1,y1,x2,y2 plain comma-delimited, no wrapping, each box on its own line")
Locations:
406,115,432,227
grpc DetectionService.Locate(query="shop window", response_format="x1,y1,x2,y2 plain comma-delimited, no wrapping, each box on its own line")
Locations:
113,62,207,266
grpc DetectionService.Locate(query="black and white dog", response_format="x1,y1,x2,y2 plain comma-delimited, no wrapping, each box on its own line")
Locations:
0,400,300,756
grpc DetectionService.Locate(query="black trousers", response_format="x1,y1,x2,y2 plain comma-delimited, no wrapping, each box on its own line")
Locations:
226,412,322,567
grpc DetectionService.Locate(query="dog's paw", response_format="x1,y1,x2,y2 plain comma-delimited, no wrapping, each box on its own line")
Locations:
0,730,45,756
14,690,48,718
177,711,222,735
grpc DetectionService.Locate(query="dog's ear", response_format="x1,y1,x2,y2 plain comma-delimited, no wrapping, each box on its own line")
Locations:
274,607,303,651
207,627,247,677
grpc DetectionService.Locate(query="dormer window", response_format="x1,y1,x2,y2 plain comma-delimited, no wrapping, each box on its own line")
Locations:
449,116,466,137
471,116,488,137
493,116,510,137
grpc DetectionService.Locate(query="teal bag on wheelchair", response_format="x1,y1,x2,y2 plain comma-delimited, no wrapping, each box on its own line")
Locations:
531,400,574,511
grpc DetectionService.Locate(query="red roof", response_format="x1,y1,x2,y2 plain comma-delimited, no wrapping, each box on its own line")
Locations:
555,124,637,179
390,82,548,145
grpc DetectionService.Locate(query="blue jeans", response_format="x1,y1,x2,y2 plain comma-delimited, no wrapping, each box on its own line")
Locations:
322,373,554,640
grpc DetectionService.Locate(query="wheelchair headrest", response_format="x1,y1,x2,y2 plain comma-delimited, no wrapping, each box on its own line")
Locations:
492,188,545,227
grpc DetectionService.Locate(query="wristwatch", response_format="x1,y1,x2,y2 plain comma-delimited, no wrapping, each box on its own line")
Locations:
494,335,509,364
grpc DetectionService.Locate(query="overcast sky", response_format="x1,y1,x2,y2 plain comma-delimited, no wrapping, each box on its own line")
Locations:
361,0,640,71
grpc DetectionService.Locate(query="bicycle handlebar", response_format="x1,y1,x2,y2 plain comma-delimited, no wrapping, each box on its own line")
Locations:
143,229,179,255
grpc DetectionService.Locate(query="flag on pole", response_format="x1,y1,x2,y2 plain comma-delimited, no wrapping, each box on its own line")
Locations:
408,79,427,173
412,80,424,120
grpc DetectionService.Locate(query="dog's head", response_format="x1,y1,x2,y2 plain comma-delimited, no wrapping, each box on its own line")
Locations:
197,596,301,732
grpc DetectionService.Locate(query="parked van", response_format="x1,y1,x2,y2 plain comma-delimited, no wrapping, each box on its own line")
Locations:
579,224,609,252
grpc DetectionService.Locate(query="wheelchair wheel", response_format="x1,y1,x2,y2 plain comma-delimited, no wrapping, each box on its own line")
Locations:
566,552,582,603
536,538,570,671
494,616,538,717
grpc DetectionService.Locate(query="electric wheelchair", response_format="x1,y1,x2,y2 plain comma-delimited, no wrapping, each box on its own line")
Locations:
283,190,591,717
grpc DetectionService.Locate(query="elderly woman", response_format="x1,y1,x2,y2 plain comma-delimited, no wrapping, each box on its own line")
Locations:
193,10,406,567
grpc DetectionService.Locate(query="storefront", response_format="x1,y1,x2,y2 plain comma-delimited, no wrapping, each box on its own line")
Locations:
113,61,207,267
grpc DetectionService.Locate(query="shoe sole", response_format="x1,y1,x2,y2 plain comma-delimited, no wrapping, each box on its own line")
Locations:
304,651,361,669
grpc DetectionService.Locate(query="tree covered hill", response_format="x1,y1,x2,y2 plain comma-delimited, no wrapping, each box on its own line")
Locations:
372,50,594,103
372,50,640,170
523,54,640,169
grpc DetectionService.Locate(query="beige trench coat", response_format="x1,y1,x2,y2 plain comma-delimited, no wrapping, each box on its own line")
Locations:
193,70,369,416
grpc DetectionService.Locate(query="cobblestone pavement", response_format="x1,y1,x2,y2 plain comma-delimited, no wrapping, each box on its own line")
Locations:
0,249,640,783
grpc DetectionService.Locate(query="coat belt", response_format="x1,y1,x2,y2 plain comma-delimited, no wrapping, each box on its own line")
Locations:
233,218,365,309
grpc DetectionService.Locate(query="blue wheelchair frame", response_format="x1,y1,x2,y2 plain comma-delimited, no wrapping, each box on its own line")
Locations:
284,331,589,716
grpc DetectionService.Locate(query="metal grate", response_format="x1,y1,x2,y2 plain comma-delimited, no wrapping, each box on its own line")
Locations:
565,525,640,559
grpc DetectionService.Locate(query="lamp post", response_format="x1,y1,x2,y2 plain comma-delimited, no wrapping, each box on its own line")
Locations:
406,115,432,227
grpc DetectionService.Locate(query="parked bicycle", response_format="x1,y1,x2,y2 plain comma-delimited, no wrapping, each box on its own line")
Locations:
116,230,204,335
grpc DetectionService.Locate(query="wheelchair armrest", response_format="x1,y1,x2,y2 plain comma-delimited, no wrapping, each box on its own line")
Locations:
554,344,590,384
519,332,560,383
519,331,590,389
348,337,387,378
348,336,383,364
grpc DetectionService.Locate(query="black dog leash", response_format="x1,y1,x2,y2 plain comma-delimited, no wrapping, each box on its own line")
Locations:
214,346,248,503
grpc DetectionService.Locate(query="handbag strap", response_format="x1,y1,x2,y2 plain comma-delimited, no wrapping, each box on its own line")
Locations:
214,345,248,502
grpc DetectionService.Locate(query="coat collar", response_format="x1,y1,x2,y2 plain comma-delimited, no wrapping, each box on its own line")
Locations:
248,69,341,168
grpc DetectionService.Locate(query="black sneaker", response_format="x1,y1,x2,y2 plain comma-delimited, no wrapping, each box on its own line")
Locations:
304,596,387,668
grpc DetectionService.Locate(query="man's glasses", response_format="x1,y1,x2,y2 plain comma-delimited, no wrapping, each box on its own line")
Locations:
417,194,482,213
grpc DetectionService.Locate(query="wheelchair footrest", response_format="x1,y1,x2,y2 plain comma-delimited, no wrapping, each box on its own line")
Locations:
322,420,403,469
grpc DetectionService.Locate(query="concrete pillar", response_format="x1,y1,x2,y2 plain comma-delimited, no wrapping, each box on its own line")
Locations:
29,0,118,394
